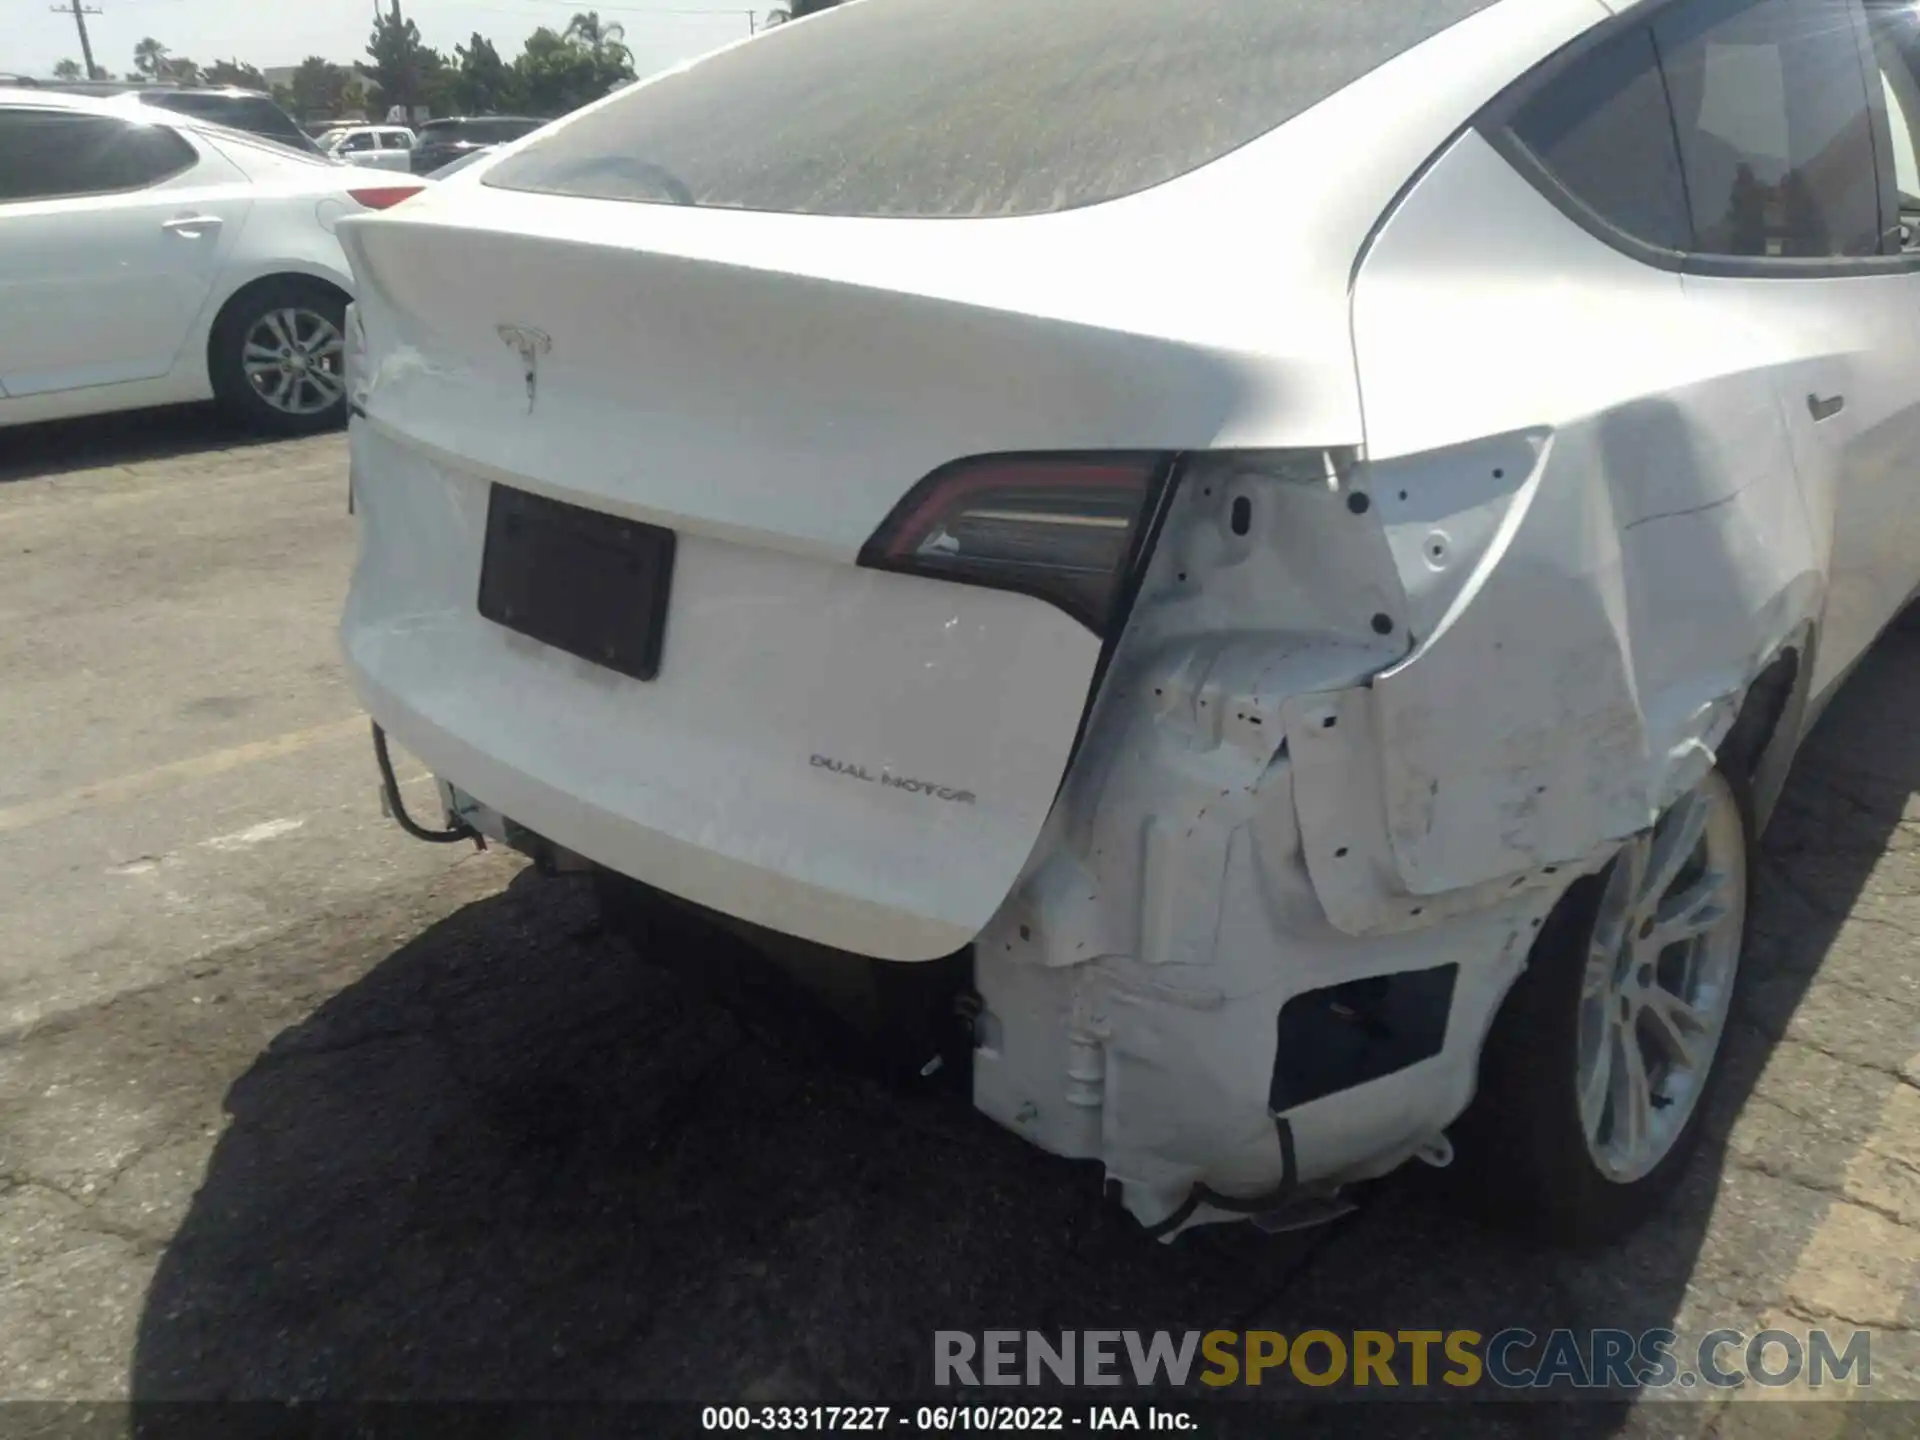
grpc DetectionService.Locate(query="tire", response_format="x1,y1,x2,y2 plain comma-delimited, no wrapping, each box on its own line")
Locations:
1455,767,1754,1246
209,277,350,436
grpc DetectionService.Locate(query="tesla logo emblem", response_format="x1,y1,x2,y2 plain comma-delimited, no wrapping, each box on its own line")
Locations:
496,324,551,412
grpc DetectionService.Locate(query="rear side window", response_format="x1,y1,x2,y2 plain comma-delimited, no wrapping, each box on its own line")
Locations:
485,0,1500,217
1656,0,1881,258
1867,0,1920,250
0,110,196,202
1509,27,1694,252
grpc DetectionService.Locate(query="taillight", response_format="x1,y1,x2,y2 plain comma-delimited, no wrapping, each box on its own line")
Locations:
347,185,424,210
860,453,1170,634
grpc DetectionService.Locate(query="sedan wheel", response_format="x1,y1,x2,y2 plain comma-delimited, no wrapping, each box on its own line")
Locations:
210,279,350,435
241,307,346,419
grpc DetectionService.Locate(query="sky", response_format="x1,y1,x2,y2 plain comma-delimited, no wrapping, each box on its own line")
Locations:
9,0,762,81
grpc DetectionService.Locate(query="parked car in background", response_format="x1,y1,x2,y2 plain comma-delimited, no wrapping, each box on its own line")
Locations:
126,88,329,157
409,116,542,174
341,0,1920,1249
323,125,416,172
0,87,422,433
31,79,329,157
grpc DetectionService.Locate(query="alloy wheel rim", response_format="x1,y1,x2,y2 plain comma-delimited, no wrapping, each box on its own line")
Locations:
242,308,345,416
1576,773,1745,1184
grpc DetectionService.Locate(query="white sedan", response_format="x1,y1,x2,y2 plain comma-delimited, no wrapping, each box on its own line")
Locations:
340,0,1920,1246
0,88,423,434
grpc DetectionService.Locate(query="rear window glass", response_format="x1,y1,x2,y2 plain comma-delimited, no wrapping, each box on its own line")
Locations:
141,92,316,150
470,118,540,142
427,118,538,143
205,125,337,168
484,0,1499,217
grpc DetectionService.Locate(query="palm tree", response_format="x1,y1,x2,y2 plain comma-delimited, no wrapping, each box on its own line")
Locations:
132,36,169,79
563,12,625,51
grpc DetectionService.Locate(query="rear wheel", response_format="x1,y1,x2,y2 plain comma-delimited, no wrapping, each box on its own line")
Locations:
209,278,349,435
1458,767,1751,1245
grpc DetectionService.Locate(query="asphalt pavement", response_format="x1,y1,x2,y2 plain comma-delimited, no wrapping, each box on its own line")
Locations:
1,408,1917,1437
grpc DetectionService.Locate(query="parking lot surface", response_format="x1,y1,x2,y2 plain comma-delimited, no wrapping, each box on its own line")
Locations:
1,410,1917,1435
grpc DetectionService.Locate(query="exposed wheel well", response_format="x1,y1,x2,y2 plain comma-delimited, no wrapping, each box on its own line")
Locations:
1721,646,1801,784
1719,638,1812,838
205,273,352,375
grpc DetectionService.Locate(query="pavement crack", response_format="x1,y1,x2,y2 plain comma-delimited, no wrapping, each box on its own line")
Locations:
1758,1030,1920,1097
1818,971,1907,1004
0,1172,169,1255
1724,1147,1915,1229
1742,1089,1920,1188
1778,1297,1920,1333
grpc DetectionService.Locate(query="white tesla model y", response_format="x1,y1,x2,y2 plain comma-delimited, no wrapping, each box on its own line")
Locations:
340,0,1920,1244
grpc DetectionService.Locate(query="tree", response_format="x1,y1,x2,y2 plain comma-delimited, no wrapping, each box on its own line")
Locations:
766,0,842,20
449,33,521,114
366,0,445,118
132,40,200,84
288,56,355,119
514,12,635,117
202,58,269,90
132,36,169,78
52,58,82,80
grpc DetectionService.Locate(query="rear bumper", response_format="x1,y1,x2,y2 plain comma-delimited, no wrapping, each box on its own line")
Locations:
347,661,974,962
340,420,1097,962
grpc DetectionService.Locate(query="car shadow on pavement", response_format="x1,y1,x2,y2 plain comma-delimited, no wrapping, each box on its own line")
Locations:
0,406,294,484
127,632,1920,1436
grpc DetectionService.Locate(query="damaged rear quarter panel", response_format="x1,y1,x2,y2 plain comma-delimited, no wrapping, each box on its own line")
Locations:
1320,126,1823,914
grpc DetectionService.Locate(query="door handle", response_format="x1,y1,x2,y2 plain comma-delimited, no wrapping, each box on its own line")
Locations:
1808,392,1846,422
161,214,223,235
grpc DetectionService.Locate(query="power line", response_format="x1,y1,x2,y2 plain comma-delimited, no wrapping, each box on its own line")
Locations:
50,0,103,78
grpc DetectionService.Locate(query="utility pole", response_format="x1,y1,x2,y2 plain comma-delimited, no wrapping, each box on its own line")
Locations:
51,0,102,79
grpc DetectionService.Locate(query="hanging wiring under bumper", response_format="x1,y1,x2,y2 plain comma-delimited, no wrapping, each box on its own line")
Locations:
370,722,482,846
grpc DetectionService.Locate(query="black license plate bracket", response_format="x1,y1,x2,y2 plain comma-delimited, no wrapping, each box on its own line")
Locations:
477,484,675,682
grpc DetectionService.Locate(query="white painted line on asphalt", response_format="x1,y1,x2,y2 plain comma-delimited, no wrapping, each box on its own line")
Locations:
0,717,364,836
202,817,307,851
0,463,341,528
